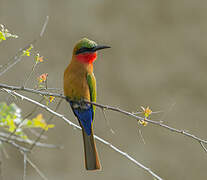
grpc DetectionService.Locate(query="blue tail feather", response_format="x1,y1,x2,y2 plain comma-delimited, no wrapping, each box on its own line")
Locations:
69,101,93,136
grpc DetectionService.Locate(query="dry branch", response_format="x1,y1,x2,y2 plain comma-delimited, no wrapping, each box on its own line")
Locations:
0,83,207,152
2,89,163,180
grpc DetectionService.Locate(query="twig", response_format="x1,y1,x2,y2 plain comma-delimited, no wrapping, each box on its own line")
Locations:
28,129,47,140
20,151,48,180
101,108,115,134
3,89,163,180
138,129,146,144
200,142,207,153
0,160,3,180
23,62,38,87
94,135,161,179
133,110,164,115
29,99,63,150
1,83,207,149
0,132,62,149
0,136,29,152
40,16,49,38
23,151,27,180
7,97,45,141
37,88,62,91
0,56,23,77
0,16,49,77
0,83,64,97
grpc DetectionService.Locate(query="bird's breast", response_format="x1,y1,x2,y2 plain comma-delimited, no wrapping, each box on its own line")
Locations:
64,64,90,101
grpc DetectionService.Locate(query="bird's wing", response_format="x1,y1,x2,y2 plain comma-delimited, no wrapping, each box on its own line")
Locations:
86,72,96,120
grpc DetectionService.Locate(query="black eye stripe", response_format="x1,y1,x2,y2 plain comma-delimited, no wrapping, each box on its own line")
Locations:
75,47,94,55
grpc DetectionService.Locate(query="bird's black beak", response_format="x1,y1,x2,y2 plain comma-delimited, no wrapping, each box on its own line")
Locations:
92,45,111,52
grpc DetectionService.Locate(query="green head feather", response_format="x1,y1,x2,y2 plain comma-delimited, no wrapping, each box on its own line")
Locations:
73,38,97,55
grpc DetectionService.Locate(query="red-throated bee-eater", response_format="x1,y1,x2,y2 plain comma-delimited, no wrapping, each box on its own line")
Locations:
64,38,110,170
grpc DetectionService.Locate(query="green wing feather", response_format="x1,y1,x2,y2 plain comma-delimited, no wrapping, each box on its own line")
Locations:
86,73,96,120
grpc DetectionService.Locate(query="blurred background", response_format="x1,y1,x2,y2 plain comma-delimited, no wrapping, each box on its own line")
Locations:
0,0,207,179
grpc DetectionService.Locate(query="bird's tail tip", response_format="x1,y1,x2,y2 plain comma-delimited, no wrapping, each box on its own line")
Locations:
82,130,101,171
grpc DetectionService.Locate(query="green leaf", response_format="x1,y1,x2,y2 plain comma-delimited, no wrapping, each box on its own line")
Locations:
0,31,6,42
0,24,18,43
0,102,54,141
21,44,33,57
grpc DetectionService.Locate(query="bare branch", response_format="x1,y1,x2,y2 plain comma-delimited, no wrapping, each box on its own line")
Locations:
3,89,163,180
88,101,207,147
101,108,115,134
0,83,64,97
20,151,48,180
23,151,27,180
40,16,49,38
0,160,3,180
0,136,29,152
200,142,207,153
0,56,22,77
1,83,207,149
23,62,38,87
94,135,161,180
0,132,62,149
29,99,63,150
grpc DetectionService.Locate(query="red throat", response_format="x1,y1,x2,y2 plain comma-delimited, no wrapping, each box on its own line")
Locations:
76,52,97,64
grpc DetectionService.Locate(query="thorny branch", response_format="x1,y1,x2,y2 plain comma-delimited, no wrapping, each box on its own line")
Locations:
0,83,207,152
2,89,164,180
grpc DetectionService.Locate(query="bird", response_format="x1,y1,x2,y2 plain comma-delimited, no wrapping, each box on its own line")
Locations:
64,38,110,170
